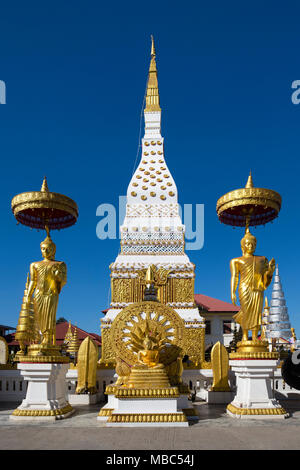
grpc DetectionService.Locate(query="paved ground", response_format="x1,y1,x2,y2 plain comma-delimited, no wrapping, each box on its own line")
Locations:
1,400,300,450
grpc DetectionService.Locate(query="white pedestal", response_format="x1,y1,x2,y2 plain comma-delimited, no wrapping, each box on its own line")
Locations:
98,394,190,427
227,359,289,419
10,363,74,421
69,393,99,405
203,390,234,404
97,393,118,422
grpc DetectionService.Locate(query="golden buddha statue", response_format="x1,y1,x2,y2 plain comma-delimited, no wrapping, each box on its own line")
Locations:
24,232,67,353
136,335,164,369
230,228,275,342
127,328,170,388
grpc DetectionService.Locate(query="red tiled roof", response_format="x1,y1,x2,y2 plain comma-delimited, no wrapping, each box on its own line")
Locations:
194,294,239,312
102,293,239,314
56,322,101,346
6,322,101,347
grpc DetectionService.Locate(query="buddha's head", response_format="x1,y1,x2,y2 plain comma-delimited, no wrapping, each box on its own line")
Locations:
241,229,256,255
143,335,153,351
40,235,56,260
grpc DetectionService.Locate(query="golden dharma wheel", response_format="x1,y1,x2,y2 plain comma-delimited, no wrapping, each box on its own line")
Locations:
110,301,185,367
216,173,281,227
11,177,78,230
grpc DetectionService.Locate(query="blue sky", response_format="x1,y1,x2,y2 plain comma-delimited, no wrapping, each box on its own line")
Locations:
0,1,299,336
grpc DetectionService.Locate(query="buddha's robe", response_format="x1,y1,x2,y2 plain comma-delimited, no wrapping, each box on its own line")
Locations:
30,260,67,339
232,255,270,331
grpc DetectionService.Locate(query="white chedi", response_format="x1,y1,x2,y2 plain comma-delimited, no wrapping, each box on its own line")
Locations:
265,265,291,341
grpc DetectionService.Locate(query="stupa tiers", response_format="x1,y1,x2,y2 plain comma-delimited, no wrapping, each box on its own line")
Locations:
100,38,206,370
265,266,292,342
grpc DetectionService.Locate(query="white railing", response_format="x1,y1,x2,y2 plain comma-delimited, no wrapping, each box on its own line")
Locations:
1,365,298,403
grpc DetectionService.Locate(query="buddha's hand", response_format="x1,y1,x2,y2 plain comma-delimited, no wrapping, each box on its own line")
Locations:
231,292,237,305
52,264,65,281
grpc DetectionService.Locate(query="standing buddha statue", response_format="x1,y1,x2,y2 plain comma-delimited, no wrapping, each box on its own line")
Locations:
230,228,275,343
24,230,67,355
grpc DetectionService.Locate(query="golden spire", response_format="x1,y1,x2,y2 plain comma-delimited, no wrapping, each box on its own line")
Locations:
41,176,49,192
265,296,269,309
64,321,73,344
151,35,156,57
145,35,161,112
245,171,254,189
67,326,80,356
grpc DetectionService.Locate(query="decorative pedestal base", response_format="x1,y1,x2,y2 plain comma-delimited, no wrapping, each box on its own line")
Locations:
10,363,74,421
227,359,288,419
98,385,192,427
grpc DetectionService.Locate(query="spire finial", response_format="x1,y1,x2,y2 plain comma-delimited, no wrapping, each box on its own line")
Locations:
41,176,49,192
145,36,161,112
151,35,156,58
245,171,254,189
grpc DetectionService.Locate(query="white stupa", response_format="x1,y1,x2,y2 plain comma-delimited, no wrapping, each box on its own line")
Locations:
101,38,205,367
265,265,292,342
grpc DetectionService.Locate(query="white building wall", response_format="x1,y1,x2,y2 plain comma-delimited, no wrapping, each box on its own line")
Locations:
203,313,235,348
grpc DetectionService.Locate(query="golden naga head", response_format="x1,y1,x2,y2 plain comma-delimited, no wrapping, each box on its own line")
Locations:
240,228,257,255
40,233,56,260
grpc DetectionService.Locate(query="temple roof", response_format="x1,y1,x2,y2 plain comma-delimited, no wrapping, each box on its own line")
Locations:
55,322,101,346
6,322,101,347
194,294,239,313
